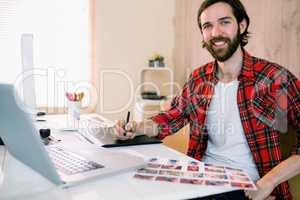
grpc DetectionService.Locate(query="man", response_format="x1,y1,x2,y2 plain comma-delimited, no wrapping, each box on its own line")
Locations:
114,0,300,199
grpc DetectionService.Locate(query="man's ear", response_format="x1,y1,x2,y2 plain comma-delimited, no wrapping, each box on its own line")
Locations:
239,19,247,34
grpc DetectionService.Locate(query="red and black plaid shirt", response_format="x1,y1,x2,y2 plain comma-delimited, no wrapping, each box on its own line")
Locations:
152,50,300,199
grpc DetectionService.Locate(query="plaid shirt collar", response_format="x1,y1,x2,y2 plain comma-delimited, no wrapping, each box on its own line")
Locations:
205,49,256,83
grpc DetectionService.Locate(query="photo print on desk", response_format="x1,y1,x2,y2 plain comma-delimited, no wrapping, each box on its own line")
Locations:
180,178,204,185
133,157,257,191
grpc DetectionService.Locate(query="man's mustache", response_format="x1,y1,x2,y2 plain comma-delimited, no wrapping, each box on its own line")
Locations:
210,37,231,44
202,37,231,48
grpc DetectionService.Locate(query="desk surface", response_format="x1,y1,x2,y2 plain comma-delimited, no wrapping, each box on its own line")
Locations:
0,114,234,200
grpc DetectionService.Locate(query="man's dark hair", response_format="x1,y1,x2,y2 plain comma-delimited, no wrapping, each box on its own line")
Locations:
197,0,250,47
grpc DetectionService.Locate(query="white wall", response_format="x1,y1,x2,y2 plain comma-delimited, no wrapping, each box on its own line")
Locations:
95,0,175,120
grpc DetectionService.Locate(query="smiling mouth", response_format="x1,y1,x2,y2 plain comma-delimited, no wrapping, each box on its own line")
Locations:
212,41,227,48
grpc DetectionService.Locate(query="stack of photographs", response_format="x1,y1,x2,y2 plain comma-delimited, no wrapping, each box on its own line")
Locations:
133,158,257,191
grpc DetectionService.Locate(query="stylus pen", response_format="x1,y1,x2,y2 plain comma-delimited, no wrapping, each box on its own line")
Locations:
124,111,130,136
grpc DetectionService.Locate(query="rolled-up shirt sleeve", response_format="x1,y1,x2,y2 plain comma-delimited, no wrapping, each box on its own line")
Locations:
151,83,191,140
287,72,300,154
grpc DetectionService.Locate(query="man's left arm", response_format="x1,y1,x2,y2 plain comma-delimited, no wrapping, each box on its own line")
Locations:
245,155,300,200
246,71,300,200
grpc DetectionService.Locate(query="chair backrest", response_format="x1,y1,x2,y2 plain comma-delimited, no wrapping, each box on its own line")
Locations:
280,125,297,159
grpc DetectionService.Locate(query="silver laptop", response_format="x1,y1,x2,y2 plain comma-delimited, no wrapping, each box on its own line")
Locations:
0,83,145,187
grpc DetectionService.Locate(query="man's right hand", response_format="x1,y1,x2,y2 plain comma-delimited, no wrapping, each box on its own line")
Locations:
113,119,138,140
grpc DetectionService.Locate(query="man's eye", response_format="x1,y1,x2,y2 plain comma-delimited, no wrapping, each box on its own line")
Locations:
221,21,230,25
202,24,211,30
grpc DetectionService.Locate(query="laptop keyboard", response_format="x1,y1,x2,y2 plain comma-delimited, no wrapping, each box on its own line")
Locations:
47,146,104,175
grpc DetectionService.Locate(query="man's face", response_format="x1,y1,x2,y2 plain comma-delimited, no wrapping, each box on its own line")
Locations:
200,2,242,62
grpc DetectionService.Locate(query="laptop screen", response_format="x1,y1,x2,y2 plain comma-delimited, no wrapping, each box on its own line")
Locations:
0,83,61,184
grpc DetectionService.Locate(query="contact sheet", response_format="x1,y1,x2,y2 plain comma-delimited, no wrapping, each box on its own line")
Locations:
133,158,257,191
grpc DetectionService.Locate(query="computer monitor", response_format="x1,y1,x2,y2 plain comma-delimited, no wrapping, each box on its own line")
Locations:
21,33,38,114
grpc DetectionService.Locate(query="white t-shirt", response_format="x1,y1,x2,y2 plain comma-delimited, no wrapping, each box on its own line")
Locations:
202,80,260,182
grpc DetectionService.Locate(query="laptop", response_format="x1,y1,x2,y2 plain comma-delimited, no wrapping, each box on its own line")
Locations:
0,83,145,187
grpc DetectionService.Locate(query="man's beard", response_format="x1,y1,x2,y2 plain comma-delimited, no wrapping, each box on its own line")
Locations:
202,29,241,62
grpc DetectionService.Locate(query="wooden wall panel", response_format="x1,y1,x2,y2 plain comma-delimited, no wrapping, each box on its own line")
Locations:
281,0,300,77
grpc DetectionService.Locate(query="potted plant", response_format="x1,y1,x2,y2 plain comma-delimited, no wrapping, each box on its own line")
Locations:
148,53,165,67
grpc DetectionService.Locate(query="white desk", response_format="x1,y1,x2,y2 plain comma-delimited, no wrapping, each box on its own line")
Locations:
0,114,234,200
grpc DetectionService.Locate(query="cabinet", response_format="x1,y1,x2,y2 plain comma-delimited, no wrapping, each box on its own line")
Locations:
134,67,174,122
139,67,174,97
